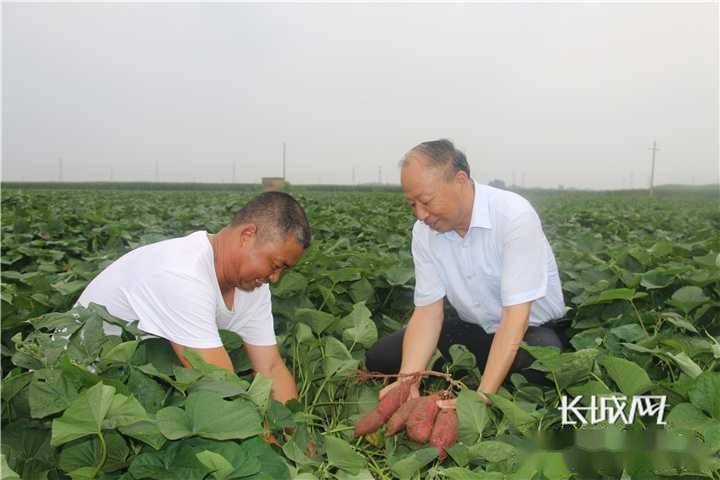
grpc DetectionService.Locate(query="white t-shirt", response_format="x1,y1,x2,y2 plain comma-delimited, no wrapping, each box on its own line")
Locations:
77,231,276,348
412,180,566,333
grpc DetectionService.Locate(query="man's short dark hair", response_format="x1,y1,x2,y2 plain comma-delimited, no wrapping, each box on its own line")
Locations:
231,192,311,249
400,139,470,180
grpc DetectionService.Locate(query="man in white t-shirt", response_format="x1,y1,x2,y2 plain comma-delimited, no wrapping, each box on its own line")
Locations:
365,139,567,409
77,191,310,404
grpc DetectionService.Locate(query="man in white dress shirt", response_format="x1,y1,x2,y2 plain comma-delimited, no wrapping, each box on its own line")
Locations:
366,139,567,408
78,191,309,404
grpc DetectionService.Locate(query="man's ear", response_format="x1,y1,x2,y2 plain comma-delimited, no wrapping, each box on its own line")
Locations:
235,223,258,247
455,169,470,185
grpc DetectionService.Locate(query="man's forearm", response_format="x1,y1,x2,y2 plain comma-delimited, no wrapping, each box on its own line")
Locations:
268,361,299,404
171,343,235,374
399,302,444,374
478,303,531,396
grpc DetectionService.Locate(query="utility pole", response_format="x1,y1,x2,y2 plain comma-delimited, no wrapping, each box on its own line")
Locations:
649,140,659,196
58,157,63,182
110,167,114,182
281,141,286,179
154,160,159,183
232,161,237,183
378,166,382,184
352,166,356,186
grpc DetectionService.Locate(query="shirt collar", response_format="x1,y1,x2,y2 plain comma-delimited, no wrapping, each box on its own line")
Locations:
469,178,492,230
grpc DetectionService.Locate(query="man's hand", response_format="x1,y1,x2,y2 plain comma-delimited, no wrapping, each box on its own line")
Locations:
245,343,298,404
436,389,490,410
374,300,442,404
476,389,491,405
436,397,456,409
379,376,421,402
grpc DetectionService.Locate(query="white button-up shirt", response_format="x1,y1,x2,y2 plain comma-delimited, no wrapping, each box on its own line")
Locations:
412,180,566,333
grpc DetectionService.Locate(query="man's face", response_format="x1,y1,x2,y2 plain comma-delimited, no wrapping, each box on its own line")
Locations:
401,155,465,233
230,230,305,292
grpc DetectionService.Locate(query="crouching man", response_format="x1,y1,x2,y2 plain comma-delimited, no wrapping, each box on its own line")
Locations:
78,191,310,403
366,139,567,408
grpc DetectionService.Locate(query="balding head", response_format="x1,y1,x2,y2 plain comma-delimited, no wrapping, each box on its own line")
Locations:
400,139,470,181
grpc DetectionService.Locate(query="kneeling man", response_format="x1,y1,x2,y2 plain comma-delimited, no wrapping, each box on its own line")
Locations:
78,191,310,404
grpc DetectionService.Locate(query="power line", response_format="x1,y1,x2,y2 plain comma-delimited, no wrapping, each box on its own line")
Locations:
649,140,660,196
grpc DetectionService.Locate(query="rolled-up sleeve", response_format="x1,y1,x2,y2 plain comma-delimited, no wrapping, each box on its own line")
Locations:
500,211,548,306
411,222,446,307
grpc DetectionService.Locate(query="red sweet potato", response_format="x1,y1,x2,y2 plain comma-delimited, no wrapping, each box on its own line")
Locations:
405,394,440,443
354,410,385,437
385,397,421,436
376,380,411,421
354,380,412,437
430,408,458,461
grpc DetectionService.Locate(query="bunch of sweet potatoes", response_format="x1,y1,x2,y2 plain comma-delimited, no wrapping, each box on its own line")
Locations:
353,382,458,461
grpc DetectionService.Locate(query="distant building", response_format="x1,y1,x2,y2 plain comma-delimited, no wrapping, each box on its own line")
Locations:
488,179,506,189
262,177,286,191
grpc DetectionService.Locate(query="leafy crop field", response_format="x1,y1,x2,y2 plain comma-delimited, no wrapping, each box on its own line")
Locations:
1,185,719,480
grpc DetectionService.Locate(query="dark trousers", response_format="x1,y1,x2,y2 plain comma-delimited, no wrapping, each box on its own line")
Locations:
365,308,569,386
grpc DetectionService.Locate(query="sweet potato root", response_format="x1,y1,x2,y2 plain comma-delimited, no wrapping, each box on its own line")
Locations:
376,380,411,421
405,394,440,443
354,380,412,437
430,408,458,461
354,410,385,437
386,397,421,436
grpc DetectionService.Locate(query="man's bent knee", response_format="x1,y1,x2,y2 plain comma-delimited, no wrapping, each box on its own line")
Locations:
364,330,405,374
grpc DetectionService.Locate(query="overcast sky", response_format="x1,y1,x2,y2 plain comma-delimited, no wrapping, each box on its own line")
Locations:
2,2,718,189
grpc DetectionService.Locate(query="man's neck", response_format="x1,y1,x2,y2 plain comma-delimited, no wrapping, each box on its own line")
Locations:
454,180,475,238
209,230,233,293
